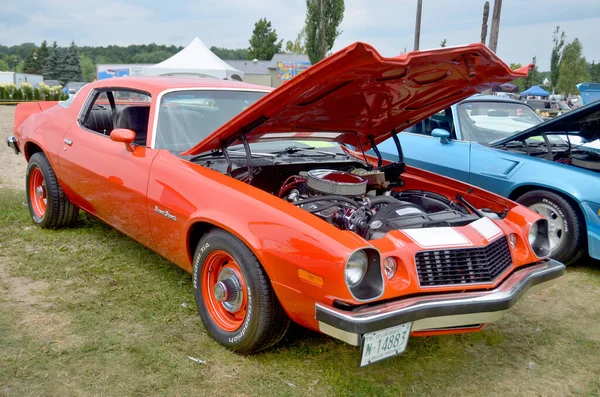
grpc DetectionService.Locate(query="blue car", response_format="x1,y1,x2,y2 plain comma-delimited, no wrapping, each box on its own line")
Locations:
377,95,600,265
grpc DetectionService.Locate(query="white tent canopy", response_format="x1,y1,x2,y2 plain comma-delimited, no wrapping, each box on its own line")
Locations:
145,37,242,80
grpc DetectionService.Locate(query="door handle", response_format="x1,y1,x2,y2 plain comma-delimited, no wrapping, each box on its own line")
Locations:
63,139,73,146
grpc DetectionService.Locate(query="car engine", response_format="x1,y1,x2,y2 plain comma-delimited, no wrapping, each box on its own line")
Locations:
279,169,480,240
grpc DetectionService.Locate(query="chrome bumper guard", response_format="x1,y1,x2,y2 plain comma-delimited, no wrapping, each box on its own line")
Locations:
7,136,20,155
316,260,565,345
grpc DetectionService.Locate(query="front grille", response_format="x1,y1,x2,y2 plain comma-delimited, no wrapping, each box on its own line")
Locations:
415,236,512,287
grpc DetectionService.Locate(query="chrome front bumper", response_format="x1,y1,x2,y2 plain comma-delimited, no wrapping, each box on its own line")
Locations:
7,136,20,155
316,260,565,346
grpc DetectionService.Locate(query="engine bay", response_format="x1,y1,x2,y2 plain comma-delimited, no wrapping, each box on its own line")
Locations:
276,168,479,240
195,151,498,241
210,156,489,241
501,140,600,172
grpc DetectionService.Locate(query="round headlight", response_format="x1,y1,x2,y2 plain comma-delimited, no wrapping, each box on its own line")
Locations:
528,222,539,245
383,257,397,279
345,251,368,287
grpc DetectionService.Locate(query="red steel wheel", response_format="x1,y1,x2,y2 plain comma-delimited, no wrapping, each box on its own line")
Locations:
201,250,248,332
28,166,47,218
26,152,79,229
193,229,290,353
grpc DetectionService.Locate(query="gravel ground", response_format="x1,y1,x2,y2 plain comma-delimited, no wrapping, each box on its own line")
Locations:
0,106,27,190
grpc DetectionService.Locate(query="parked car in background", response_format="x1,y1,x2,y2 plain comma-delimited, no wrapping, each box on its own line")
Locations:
42,79,60,87
377,95,600,265
66,81,87,94
7,43,565,366
522,98,571,118
577,82,600,105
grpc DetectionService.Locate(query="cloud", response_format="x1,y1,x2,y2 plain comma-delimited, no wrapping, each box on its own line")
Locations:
0,0,598,70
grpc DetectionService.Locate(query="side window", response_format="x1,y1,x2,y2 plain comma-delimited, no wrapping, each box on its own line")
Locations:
406,108,454,138
81,89,151,146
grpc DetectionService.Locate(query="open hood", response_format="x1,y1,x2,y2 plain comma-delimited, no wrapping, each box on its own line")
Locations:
491,99,600,147
184,42,530,156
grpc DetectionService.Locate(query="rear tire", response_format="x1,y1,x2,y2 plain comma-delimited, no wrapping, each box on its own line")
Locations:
26,152,79,229
516,189,585,265
192,229,290,353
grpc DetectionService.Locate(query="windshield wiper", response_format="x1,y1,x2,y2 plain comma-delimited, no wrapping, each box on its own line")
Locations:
497,141,526,148
272,146,342,158
226,150,277,157
189,148,276,162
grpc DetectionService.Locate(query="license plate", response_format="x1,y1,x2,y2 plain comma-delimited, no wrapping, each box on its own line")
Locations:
360,322,412,367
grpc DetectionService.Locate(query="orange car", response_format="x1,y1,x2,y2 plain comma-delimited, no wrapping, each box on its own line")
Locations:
9,43,564,366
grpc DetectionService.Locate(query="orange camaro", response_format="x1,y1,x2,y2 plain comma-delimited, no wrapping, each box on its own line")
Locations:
9,43,565,366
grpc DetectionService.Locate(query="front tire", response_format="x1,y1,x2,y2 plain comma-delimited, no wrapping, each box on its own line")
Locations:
26,152,79,229
516,189,585,265
192,229,290,353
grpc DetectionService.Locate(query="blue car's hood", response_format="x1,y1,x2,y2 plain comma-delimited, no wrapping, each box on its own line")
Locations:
490,99,600,147
577,82,600,105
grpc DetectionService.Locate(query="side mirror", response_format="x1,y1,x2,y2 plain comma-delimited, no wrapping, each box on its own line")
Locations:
110,128,135,152
431,128,451,144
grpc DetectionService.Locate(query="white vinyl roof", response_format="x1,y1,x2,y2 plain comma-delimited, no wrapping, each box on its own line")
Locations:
145,37,242,80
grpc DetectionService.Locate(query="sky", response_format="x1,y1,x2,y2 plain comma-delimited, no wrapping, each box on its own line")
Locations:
1,0,599,71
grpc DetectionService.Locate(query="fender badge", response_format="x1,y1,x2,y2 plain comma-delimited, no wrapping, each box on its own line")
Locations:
155,205,177,221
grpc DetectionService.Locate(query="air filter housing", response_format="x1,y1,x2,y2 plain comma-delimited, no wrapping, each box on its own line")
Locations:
306,169,367,196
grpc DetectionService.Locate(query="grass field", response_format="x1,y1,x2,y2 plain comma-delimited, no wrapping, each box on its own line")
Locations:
1,185,599,397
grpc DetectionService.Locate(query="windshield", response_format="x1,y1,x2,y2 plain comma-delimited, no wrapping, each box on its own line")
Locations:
458,101,544,144
155,90,268,151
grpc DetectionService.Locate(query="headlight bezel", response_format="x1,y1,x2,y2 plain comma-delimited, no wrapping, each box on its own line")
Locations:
528,219,551,258
344,248,384,301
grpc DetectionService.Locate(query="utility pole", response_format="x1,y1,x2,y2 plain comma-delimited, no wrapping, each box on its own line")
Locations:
320,0,326,59
414,0,422,51
488,0,502,52
480,1,489,45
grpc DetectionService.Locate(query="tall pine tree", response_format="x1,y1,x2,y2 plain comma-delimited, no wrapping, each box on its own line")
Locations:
62,41,83,83
43,41,60,81
23,47,42,74
37,41,49,71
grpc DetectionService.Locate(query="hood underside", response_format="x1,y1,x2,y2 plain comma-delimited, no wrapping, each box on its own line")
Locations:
491,99,600,147
184,42,530,156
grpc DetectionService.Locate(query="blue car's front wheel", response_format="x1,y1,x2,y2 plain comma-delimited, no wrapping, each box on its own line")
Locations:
517,190,586,265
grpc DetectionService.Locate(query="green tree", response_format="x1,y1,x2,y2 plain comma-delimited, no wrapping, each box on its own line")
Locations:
0,59,9,71
305,0,345,64
440,39,447,47
557,38,590,96
588,61,600,82
131,51,172,63
37,40,49,69
43,41,60,80
61,41,83,83
23,47,42,74
248,18,283,60
80,55,96,82
523,56,542,90
550,26,566,91
509,62,526,92
210,47,249,60
285,28,307,54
